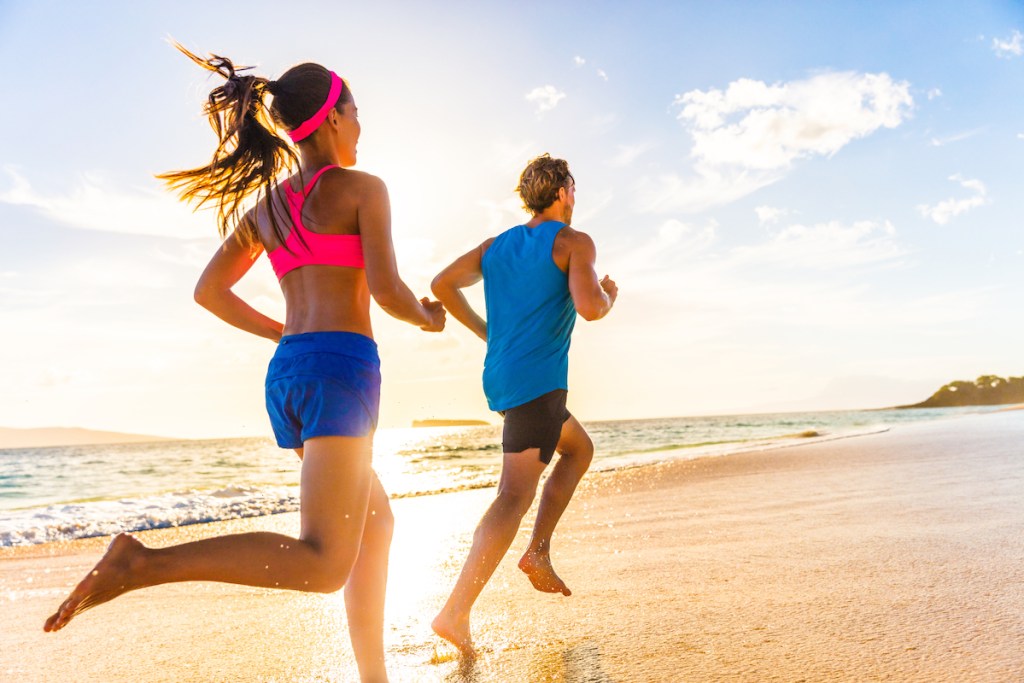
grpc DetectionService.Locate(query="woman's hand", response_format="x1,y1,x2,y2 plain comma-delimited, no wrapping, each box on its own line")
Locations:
419,298,447,332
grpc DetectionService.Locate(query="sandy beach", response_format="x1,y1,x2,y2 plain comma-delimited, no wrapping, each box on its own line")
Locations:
2,410,1022,682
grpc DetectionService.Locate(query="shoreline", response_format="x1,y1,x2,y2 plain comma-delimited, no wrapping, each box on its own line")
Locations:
0,427,883,550
0,408,972,549
3,410,1022,681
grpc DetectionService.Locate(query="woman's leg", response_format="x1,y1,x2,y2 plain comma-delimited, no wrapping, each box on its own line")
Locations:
292,443,393,682
431,449,548,652
44,435,374,632
519,416,593,594
344,473,394,683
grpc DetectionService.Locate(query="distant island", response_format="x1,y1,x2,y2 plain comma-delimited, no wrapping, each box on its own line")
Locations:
0,426,175,449
899,375,1024,409
412,419,491,428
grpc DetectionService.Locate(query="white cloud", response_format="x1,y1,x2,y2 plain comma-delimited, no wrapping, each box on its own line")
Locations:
605,213,915,341
928,128,984,147
917,174,990,225
927,88,943,100
0,166,212,239
571,192,614,227
616,215,904,290
479,195,527,234
585,112,618,136
570,56,607,81
488,138,540,173
639,72,913,214
755,205,788,226
992,30,1023,58
735,219,904,271
1017,133,1024,141
609,142,654,167
635,166,781,214
611,219,718,288
66,257,176,289
525,85,566,114
675,72,913,170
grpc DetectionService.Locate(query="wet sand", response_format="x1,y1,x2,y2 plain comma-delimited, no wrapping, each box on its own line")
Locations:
2,410,1022,682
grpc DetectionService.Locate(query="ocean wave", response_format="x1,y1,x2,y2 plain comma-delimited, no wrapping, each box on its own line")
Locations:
590,425,892,472
0,485,300,547
1,409,970,547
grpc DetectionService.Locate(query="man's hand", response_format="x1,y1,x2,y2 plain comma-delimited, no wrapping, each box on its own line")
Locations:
600,275,618,305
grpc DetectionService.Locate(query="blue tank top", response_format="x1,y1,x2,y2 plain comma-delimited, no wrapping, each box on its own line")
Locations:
481,221,576,411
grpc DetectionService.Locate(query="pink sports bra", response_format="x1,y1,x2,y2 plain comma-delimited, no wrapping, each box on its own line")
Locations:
267,165,365,280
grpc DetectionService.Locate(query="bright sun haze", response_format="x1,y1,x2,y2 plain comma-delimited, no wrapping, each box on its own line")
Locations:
0,1,1022,438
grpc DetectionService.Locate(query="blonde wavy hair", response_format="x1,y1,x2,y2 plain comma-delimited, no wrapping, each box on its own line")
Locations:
516,154,574,214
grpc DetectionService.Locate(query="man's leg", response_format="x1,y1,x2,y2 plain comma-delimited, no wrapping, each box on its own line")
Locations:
431,449,548,653
519,416,593,595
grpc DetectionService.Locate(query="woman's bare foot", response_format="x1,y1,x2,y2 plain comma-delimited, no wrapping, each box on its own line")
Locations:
518,550,571,596
44,533,147,632
431,610,475,656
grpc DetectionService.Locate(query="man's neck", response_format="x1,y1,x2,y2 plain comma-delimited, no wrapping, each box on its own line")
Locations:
525,207,567,228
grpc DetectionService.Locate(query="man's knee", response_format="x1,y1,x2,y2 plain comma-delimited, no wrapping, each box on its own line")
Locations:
494,487,537,517
560,430,594,465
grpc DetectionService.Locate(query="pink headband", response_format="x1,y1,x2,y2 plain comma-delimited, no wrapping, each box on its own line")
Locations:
287,71,344,143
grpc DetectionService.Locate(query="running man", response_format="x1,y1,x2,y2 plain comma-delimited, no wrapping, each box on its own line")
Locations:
429,154,617,653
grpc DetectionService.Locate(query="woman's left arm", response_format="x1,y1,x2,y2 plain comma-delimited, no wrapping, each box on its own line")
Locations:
194,228,284,342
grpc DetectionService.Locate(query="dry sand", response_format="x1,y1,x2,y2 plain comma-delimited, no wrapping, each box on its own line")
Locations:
2,410,1022,682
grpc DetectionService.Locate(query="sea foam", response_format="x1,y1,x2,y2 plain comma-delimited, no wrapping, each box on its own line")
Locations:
0,485,299,547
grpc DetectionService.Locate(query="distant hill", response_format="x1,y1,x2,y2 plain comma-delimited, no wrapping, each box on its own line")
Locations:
0,427,175,449
899,375,1024,409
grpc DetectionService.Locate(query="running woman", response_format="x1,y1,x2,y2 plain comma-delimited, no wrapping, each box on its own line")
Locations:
44,47,444,683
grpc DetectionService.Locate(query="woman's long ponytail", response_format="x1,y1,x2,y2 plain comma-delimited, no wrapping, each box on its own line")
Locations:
159,44,297,246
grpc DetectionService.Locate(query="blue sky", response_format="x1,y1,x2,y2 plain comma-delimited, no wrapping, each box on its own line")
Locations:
1,1,1022,438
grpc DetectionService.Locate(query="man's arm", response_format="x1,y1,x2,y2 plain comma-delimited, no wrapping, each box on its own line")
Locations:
431,240,493,342
567,231,617,321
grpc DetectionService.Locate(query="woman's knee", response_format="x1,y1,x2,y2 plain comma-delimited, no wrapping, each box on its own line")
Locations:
306,559,354,593
295,538,359,593
365,499,395,542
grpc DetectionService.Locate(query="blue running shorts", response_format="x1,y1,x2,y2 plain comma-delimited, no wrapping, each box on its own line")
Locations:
265,331,381,449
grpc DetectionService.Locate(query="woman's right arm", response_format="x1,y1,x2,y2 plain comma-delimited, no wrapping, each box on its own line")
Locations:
359,175,445,332
194,228,285,341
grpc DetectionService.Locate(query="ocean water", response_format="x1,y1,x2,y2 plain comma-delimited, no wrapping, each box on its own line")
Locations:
0,407,985,546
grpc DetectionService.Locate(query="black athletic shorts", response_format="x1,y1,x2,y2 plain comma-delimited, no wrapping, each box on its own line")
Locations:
498,389,572,464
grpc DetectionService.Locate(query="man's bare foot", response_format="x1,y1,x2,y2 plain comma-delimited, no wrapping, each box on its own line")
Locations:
518,550,571,596
43,533,146,632
431,610,475,656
